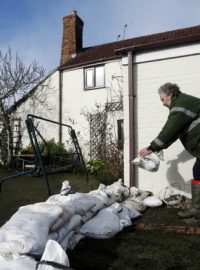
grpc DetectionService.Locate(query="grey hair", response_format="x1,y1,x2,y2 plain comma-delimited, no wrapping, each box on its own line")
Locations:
158,82,181,96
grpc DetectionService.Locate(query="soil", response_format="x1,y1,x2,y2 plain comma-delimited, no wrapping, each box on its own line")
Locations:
134,197,200,234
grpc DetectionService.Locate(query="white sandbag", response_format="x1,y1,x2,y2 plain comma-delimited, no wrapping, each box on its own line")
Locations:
132,152,161,172
67,232,85,250
88,187,111,209
82,210,95,223
81,192,109,223
157,186,183,206
118,206,132,230
37,240,70,270
59,231,75,250
157,186,175,201
50,206,75,232
80,203,121,239
143,195,163,207
121,202,142,219
48,214,82,243
103,179,130,203
66,194,96,215
0,203,63,255
0,241,24,257
88,192,108,212
163,194,183,206
121,187,151,213
60,180,71,195
121,199,146,213
0,255,36,270
47,193,95,215
129,186,152,201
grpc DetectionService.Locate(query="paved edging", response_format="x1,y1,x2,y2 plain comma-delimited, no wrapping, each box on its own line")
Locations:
134,222,200,234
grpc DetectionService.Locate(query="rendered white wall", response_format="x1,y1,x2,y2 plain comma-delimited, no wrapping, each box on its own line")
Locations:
61,60,123,159
134,54,200,197
15,70,60,148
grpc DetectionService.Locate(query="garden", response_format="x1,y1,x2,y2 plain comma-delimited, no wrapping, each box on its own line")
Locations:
0,168,200,270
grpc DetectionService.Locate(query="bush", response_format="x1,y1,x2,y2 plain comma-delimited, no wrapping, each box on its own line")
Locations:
21,138,67,156
20,144,33,155
86,159,118,185
86,160,105,175
39,138,67,156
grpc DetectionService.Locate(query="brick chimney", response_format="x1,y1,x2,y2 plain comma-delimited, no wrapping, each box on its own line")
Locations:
60,10,84,65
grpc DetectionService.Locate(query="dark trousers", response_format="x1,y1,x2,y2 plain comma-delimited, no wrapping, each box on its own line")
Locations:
193,158,200,180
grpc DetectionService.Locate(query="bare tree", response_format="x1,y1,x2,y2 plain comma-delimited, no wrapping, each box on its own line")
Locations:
0,47,46,165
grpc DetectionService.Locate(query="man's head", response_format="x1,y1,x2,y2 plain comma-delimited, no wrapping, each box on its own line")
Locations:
158,82,181,108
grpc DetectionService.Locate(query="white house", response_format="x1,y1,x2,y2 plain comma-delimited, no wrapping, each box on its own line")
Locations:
10,10,200,197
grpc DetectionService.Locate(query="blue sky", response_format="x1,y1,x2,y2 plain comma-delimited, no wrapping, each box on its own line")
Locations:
1,0,200,72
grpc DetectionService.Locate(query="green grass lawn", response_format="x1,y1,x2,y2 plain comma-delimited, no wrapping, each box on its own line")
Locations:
0,168,98,225
0,168,200,270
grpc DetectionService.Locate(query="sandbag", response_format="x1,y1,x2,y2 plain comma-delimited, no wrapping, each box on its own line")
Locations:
0,203,63,255
60,180,71,195
67,233,85,250
80,202,135,239
37,240,70,270
143,195,163,207
47,193,95,216
48,214,82,243
50,206,75,232
80,203,121,239
132,152,161,172
103,179,130,203
0,255,36,270
118,206,133,229
121,199,145,214
129,186,152,201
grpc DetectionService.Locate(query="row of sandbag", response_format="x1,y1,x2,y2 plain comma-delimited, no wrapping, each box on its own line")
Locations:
0,179,166,269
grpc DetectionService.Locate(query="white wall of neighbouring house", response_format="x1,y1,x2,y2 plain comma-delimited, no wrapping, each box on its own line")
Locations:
123,43,200,197
61,60,123,159
13,59,124,163
15,70,60,149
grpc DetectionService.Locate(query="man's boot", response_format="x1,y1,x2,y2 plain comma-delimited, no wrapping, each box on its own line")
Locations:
178,180,200,219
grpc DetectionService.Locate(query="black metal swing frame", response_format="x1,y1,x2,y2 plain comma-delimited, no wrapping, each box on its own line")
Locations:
0,114,88,195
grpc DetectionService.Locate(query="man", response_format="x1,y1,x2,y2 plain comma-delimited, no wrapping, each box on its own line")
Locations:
139,82,200,219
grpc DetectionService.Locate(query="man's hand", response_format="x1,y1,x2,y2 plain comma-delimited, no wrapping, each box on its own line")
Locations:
139,147,152,158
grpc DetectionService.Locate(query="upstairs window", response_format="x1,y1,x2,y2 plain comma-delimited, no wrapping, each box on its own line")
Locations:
84,65,105,89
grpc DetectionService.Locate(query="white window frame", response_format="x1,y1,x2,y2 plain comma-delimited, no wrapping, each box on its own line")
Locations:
84,65,105,90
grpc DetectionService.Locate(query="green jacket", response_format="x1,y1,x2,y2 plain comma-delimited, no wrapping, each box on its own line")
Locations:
150,92,200,158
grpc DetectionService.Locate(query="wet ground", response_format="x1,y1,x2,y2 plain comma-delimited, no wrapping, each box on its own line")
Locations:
134,197,200,234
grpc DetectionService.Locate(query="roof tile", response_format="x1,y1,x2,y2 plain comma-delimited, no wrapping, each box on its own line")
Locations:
59,24,200,70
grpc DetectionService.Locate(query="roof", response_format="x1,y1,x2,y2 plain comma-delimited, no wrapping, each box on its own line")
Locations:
59,24,200,70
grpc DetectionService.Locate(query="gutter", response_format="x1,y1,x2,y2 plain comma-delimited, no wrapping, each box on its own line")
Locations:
115,34,200,55
128,51,135,187
58,55,120,71
59,70,63,142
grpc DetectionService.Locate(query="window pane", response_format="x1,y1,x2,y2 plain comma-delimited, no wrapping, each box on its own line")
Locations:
86,69,94,88
95,66,104,87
